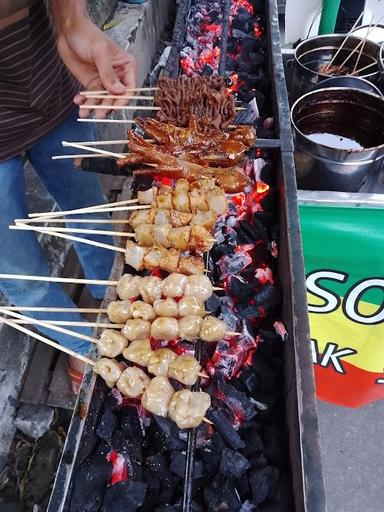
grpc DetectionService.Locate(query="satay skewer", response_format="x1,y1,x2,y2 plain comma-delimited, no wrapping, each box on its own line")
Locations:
0,273,224,291
0,308,97,343
79,105,245,111
9,225,126,254
19,226,135,238
2,307,107,313
11,320,125,328
62,140,126,158
28,198,140,219
77,118,136,124
0,317,95,366
15,217,132,225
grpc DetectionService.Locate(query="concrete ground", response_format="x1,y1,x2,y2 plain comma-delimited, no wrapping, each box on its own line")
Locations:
317,399,384,512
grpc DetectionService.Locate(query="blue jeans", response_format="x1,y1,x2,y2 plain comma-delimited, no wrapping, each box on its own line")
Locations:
0,108,115,354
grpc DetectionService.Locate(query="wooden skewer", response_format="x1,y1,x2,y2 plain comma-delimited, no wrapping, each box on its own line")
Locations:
80,87,159,94
52,154,118,160
79,95,155,100
226,331,241,337
352,16,373,73
10,224,126,254
28,198,139,219
201,417,214,425
62,140,126,158
335,18,383,73
26,204,149,220
15,217,131,225
0,308,97,343
349,60,378,76
77,118,135,124
23,226,134,237
197,372,208,378
0,273,118,286
0,273,224,291
323,12,364,72
80,105,161,111
0,316,95,366
11,320,125,328
2,307,107,313
68,140,131,146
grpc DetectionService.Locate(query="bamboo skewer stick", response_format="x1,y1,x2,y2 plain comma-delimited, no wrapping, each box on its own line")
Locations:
10,224,126,254
52,154,117,160
0,274,118,286
26,204,149,220
335,17,383,73
80,105,245,112
80,87,159,94
79,95,155,100
77,118,135,124
68,140,131,146
15,217,131,225
0,272,224,291
349,61,378,76
2,307,107,313
324,12,364,72
62,140,126,158
11,320,125,328
0,316,95,365
0,308,97,343
22,226,134,237
28,198,139,219
352,16,373,73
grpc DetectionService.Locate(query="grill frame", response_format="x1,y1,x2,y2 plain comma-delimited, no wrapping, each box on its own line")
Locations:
47,1,326,511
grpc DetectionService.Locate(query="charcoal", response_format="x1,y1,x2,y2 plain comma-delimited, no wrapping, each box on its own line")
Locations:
239,501,257,512
251,353,278,392
216,376,257,421
236,303,260,320
219,447,250,478
236,220,262,245
258,327,284,358
249,452,268,469
251,394,274,415
241,425,264,456
271,472,294,510
254,283,281,312
144,417,185,453
200,432,226,475
96,406,118,442
228,277,255,302
206,409,245,450
101,481,146,512
234,474,251,500
239,368,260,394
205,294,221,314
263,428,288,467
69,450,112,512
251,216,271,245
204,474,242,512
249,466,280,505
170,452,203,479
120,406,144,442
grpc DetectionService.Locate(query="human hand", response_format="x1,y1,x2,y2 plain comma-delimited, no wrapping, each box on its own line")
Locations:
56,20,137,119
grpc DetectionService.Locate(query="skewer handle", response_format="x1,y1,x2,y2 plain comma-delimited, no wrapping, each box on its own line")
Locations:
2,307,107,313
0,317,95,366
29,198,139,219
0,273,118,286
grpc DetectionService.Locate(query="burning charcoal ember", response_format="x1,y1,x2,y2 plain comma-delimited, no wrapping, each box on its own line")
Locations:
218,250,253,279
112,430,143,481
219,447,250,478
170,451,204,479
69,448,112,512
249,466,280,506
215,375,257,421
203,474,242,512
206,408,245,450
101,481,147,512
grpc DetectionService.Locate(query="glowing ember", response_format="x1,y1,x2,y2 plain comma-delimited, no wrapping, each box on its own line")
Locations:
230,0,254,16
253,21,263,37
107,450,128,484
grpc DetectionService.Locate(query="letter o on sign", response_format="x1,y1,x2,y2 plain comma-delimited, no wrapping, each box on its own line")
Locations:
343,278,384,325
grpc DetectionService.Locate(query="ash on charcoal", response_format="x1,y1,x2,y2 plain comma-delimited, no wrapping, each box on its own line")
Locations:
204,474,242,512
101,481,147,512
249,466,280,506
219,447,250,478
14,404,54,440
216,375,257,421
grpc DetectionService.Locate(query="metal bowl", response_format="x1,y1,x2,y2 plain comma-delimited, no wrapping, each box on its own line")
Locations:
312,76,383,97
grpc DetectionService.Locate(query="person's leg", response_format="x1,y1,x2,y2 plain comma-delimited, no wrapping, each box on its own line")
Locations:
0,155,92,354
26,108,114,299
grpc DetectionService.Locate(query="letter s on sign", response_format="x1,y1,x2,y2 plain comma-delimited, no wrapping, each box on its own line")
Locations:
306,270,348,314
343,278,384,325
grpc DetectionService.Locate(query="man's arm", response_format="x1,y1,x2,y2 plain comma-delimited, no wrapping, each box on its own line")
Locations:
50,0,136,118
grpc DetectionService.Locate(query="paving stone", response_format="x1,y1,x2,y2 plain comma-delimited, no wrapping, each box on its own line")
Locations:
14,404,55,440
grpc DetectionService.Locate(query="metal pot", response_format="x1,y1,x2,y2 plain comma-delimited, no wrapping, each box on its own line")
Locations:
290,34,381,103
291,88,384,192
312,75,383,97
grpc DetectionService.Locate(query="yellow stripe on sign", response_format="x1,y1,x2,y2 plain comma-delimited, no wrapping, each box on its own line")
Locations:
307,295,384,373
